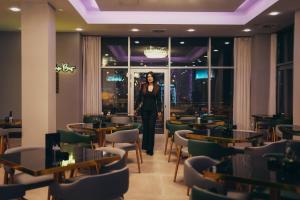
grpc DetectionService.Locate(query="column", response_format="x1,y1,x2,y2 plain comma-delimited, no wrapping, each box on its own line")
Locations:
21,0,56,146
294,11,300,126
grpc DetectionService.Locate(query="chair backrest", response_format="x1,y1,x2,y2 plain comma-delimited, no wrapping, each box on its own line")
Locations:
190,186,234,200
58,130,92,145
66,123,87,131
0,128,8,136
184,156,223,193
50,167,129,200
111,116,132,125
5,146,43,154
106,129,139,143
167,123,192,135
188,140,230,159
96,147,127,173
275,124,293,139
174,130,192,147
245,140,287,157
0,184,26,200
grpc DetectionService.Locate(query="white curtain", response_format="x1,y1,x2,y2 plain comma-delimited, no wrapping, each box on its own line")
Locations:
82,36,101,115
233,37,252,130
268,34,277,115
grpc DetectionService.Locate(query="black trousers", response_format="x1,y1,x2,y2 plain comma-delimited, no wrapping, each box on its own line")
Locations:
141,110,157,153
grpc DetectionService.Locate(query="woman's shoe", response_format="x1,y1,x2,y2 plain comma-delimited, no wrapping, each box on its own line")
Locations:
146,151,153,156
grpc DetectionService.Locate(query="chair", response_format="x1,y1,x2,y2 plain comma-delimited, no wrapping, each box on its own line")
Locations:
0,128,9,154
50,167,129,200
244,139,287,156
172,130,192,182
184,156,223,195
95,146,127,173
275,124,293,139
165,122,191,157
66,123,87,131
105,129,142,173
4,147,54,199
188,140,237,159
190,186,234,200
111,115,132,125
0,184,26,200
58,130,94,149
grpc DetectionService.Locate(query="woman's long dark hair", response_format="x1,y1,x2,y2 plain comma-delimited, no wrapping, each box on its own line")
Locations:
142,71,159,95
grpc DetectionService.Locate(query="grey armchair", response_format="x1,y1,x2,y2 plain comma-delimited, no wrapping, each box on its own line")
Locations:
4,147,54,199
111,116,132,125
106,128,142,173
95,146,127,173
0,184,26,200
173,130,192,182
244,139,287,156
184,156,223,195
50,167,129,200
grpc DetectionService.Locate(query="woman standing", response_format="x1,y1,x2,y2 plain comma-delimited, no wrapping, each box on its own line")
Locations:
135,72,162,156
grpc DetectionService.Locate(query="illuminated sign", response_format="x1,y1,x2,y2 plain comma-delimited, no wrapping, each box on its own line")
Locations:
56,63,76,73
106,75,123,82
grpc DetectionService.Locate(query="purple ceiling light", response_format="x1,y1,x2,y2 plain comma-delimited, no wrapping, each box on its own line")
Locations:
69,0,279,25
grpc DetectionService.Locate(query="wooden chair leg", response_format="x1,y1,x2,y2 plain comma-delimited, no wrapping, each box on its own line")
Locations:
135,144,141,173
137,139,143,164
4,172,9,184
164,133,169,155
168,139,174,162
173,146,182,182
47,187,51,200
187,187,190,196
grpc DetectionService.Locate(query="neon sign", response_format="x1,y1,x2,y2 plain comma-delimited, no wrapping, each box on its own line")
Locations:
56,63,76,73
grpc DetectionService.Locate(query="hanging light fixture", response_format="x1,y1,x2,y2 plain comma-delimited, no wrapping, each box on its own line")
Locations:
144,46,168,59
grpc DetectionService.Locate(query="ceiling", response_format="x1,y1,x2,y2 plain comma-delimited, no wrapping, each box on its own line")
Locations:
0,0,299,36
96,0,245,12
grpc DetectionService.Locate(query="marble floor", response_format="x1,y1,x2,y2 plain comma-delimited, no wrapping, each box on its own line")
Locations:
0,135,189,200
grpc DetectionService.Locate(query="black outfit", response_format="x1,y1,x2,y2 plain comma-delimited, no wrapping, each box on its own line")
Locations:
136,83,161,155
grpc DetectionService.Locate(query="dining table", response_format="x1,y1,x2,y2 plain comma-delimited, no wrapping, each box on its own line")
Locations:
68,123,137,147
0,145,120,183
203,154,300,200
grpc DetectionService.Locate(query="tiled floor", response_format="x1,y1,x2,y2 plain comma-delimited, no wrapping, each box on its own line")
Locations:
0,135,189,200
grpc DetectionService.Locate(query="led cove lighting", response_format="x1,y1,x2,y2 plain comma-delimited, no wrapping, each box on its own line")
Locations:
269,11,280,16
243,28,252,32
187,29,195,32
131,28,140,32
9,7,21,12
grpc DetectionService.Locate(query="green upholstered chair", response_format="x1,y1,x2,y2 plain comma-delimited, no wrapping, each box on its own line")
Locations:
188,140,236,159
165,122,191,160
58,130,93,149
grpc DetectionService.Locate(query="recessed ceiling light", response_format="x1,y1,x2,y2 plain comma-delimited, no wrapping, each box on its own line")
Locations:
105,54,109,56
213,49,219,52
243,28,252,32
269,11,280,16
9,7,21,12
58,8,64,12
180,41,185,44
204,55,208,58
186,29,195,32
75,27,83,31
134,40,140,44
224,41,230,45
131,28,140,32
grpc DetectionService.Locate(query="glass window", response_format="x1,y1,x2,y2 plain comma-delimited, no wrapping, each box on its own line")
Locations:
130,37,168,67
211,69,234,119
101,37,128,67
277,26,294,64
171,37,208,66
211,38,234,66
102,69,128,114
170,69,208,116
277,67,293,117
